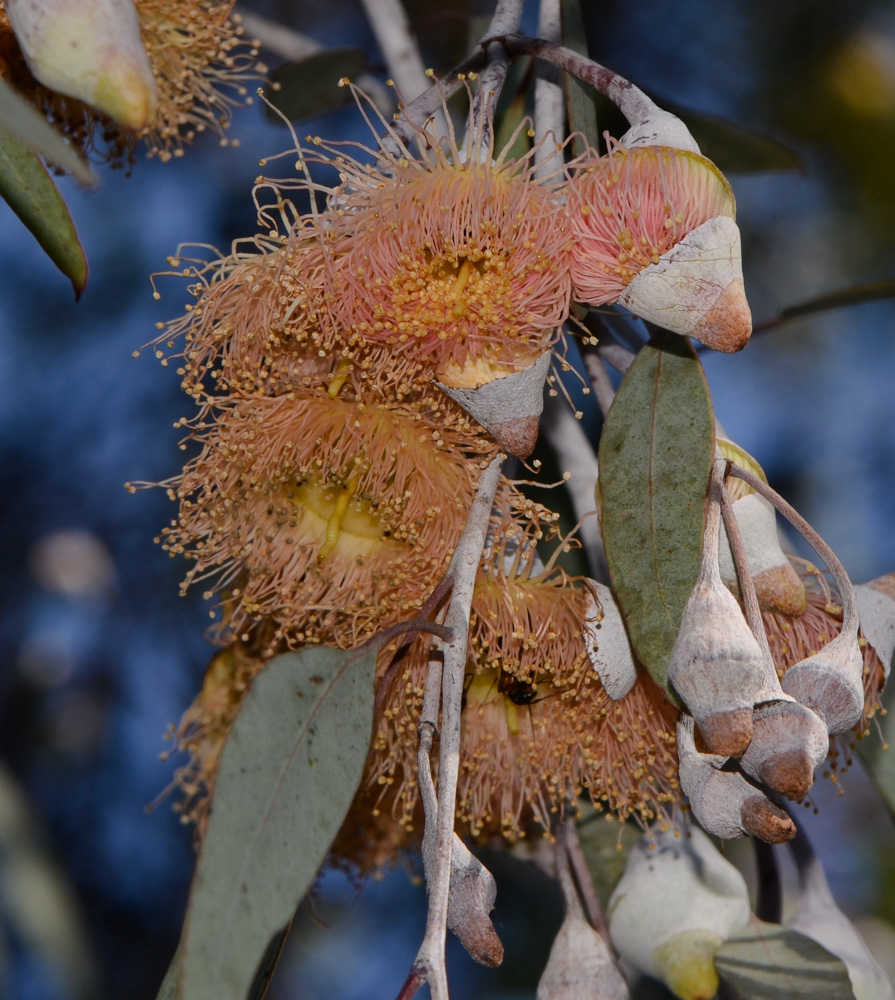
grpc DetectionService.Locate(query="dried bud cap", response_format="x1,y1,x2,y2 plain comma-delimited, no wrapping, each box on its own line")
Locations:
608,826,750,1000
438,351,551,458
780,628,865,735
738,700,829,801
6,0,158,131
583,581,638,700
536,910,630,1000
677,716,797,843
617,216,752,353
855,573,895,681
442,833,504,966
717,493,807,615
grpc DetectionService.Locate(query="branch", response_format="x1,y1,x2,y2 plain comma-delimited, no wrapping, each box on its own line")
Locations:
410,456,503,1000
533,0,564,179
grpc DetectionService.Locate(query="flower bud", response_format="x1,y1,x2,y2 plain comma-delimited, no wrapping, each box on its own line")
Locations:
780,627,865,735
617,215,751,353
438,350,552,458
536,907,630,1000
567,147,752,353
608,825,750,1000
6,0,158,130
677,716,796,843
855,573,895,682
583,581,638,700
737,700,829,801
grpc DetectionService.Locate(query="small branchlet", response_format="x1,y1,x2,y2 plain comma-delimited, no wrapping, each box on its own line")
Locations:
728,464,865,735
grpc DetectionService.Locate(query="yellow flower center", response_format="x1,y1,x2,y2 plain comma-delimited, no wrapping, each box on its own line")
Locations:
285,480,391,561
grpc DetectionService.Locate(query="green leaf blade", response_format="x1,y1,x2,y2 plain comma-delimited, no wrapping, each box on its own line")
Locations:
0,77,97,186
0,130,88,297
716,920,855,1000
266,49,367,123
180,645,376,1000
597,332,715,693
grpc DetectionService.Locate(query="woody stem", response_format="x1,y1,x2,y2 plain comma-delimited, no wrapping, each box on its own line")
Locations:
412,456,502,1000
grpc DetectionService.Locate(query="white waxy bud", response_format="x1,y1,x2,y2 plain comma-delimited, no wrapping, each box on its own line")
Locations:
855,573,895,681
788,832,895,1000
608,825,750,1000
677,716,796,843
536,902,630,1000
583,581,638,700
737,700,829,801
717,492,807,616
617,216,751,354
438,350,551,458
668,472,768,756
781,625,865,735
6,0,158,131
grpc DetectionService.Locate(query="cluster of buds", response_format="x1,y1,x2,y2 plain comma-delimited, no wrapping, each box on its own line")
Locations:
670,450,891,842
0,0,265,164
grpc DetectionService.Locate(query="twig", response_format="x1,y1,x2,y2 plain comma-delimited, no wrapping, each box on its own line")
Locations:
470,0,525,152
236,8,393,112
719,477,774,663
753,839,782,924
533,0,564,179
409,456,503,1000
726,465,859,636
359,0,432,101
560,817,611,942
540,395,604,579
496,34,664,132
595,341,636,375
581,350,616,418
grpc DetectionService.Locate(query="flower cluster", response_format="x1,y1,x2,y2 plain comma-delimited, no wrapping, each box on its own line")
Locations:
0,0,264,165
149,81,819,867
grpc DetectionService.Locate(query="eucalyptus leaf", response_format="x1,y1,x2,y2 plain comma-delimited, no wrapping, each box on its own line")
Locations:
597,332,715,693
857,672,895,820
716,920,855,1000
0,77,96,186
180,645,377,1000
671,105,803,174
156,946,181,1000
0,763,99,1000
756,279,895,334
0,130,88,297
590,89,802,173
575,805,640,910
266,49,367,123
560,0,599,157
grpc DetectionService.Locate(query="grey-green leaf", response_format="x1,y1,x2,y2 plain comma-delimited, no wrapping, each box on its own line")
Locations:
673,105,804,174
597,332,715,693
0,77,96,186
179,645,377,1000
576,804,640,910
716,920,855,999
561,0,599,158
266,49,367,123
0,130,88,297
857,669,895,820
